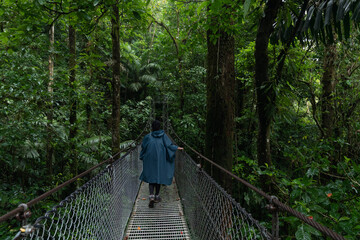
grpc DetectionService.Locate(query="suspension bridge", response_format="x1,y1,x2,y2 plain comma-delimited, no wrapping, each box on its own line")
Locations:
1,121,346,240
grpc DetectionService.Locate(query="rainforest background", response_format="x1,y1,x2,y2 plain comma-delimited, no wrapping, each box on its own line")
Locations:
0,0,360,239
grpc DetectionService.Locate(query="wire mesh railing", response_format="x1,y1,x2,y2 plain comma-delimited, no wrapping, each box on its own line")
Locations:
175,149,271,240
15,144,142,240
169,123,346,240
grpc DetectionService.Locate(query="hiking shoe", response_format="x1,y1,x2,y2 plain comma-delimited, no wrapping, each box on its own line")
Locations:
154,195,161,203
149,195,155,208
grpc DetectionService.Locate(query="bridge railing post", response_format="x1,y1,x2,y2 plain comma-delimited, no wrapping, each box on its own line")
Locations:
266,196,280,240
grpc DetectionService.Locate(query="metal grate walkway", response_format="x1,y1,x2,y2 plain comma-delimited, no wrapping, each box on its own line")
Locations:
124,180,191,239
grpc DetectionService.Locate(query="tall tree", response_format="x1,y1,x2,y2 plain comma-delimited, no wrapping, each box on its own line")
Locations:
254,0,282,192
68,23,77,175
321,43,337,140
46,19,55,175
111,3,121,155
205,2,235,192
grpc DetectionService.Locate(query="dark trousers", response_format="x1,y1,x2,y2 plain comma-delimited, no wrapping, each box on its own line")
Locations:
149,183,161,195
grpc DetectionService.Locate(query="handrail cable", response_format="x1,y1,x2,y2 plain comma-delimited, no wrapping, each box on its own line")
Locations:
168,123,345,240
0,121,149,224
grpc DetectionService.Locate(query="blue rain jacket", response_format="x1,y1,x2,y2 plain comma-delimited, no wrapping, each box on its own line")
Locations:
139,130,178,185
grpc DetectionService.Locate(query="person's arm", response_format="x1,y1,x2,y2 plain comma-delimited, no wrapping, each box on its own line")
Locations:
163,134,179,151
140,135,149,160
163,134,181,162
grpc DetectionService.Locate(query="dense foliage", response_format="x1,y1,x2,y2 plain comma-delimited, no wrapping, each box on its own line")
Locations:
0,0,359,239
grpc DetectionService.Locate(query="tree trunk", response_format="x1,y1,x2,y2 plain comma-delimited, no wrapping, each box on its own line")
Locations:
46,22,55,176
235,78,247,155
111,4,121,156
178,59,184,111
321,43,337,140
85,40,93,134
205,27,235,193
176,9,184,111
254,0,282,193
68,24,77,175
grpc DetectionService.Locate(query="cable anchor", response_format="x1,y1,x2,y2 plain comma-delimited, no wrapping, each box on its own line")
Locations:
266,196,280,240
16,204,31,226
13,204,34,239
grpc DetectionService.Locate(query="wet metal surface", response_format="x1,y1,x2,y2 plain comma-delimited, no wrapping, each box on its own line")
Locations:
125,180,191,239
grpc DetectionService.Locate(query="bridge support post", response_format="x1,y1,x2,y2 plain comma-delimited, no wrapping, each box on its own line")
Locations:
266,196,280,240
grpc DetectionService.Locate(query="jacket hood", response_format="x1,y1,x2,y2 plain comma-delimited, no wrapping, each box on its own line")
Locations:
151,130,164,138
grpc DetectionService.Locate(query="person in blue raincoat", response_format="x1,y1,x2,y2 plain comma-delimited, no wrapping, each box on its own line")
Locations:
139,120,183,208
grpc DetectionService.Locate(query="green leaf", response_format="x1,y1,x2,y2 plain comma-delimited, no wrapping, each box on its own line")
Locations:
197,1,208,15
303,6,315,32
336,0,345,22
304,225,321,236
243,0,251,18
325,0,334,26
129,82,142,92
37,0,46,5
339,216,350,221
210,0,222,13
295,224,311,240
306,167,319,177
306,6,315,22
139,74,156,83
314,2,326,32
343,0,352,16
0,34,9,45
352,1,360,22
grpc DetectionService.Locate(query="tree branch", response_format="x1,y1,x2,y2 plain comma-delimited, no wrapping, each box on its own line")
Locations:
86,7,108,35
149,15,179,57
299,79,325,137
42,4,78,15
49,13,62,28
348,63,360,77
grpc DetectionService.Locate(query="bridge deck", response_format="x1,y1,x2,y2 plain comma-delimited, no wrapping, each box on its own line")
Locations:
124,180,191,239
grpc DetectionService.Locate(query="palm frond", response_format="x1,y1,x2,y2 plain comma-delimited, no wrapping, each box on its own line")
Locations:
129,82,143,92
140,62,161,73
24,148,40,159
78,152,97,165
80,135,111,146
139,74,157,83
21,140,40,159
